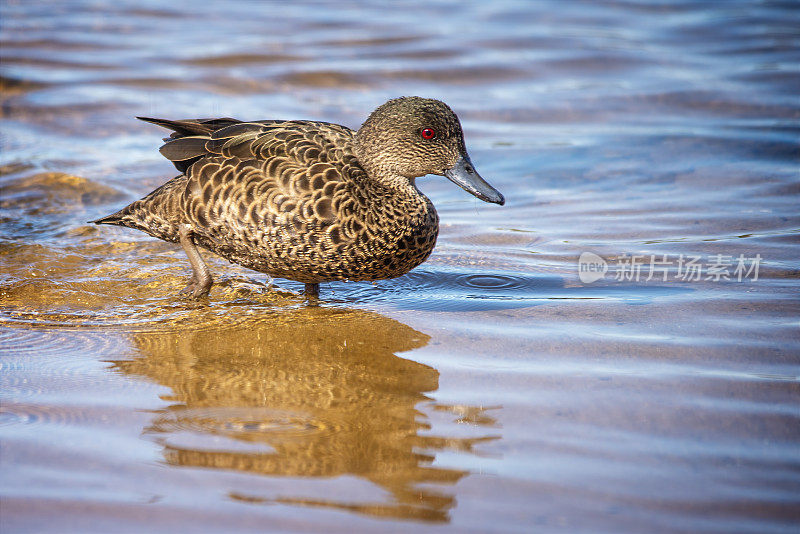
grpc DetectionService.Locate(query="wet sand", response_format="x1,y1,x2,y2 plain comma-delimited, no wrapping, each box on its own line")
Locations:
2,1,799,532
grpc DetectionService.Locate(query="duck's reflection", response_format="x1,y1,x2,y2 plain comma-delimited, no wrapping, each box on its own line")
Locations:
113,307,498,522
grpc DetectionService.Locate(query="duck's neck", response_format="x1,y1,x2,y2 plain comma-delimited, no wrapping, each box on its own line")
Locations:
353,134,434,223
353,149,415,198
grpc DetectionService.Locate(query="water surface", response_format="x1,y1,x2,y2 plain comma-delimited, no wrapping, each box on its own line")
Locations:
1,1,799,533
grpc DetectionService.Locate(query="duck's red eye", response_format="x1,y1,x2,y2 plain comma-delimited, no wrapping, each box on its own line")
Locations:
420,128,436,140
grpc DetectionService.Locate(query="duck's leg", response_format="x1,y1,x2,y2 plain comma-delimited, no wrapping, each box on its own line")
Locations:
178,225,212,298
304,283,319,299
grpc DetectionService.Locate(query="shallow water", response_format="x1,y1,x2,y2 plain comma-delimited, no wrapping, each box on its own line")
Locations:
1,1,799,532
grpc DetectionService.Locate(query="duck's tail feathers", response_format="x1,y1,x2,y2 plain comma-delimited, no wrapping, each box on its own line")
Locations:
89,211,128,225
136,116,241,138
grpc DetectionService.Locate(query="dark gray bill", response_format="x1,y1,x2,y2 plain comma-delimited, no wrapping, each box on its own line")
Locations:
444,155,505,205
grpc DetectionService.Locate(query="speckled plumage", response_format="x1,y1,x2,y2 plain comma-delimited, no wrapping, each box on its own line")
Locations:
94,97,504,297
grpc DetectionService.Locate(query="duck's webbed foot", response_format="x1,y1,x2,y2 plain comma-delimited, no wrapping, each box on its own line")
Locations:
179,225,212,298
304,283,320,299
179,274,211,298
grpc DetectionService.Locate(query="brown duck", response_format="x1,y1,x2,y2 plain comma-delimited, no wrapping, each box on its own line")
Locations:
93,97,504,298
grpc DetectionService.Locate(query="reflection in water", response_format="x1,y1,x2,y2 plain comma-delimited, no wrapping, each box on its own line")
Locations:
112,307,498,522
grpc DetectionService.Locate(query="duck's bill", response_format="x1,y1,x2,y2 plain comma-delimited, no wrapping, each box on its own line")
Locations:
444,156,505,205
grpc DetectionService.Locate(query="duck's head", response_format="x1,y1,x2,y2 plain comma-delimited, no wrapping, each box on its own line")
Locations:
355,96,505,205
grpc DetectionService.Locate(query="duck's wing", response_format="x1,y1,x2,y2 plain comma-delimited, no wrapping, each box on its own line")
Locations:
138,117,354,173
141,118,369,275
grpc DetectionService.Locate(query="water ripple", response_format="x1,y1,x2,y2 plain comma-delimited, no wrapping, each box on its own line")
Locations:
331,267,690,311
458,273,527,291
148,407,335,455
153,407,329,440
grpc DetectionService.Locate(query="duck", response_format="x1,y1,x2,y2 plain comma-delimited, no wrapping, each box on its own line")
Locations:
93,96,504,298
